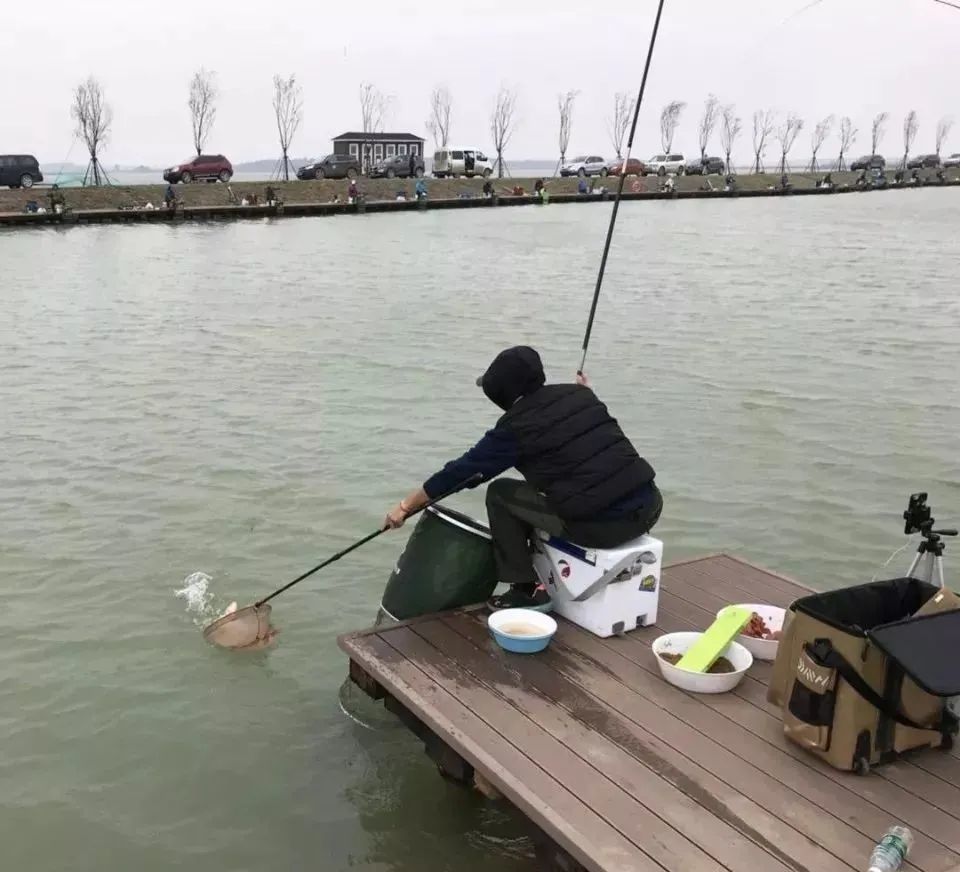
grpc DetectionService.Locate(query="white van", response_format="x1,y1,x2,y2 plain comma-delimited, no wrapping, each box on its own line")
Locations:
432,147,494,178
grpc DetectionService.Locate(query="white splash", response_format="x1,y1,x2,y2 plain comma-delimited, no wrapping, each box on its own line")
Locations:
175,571,216,623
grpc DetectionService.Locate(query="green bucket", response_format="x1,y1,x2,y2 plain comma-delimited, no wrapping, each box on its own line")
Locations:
379,505,498,622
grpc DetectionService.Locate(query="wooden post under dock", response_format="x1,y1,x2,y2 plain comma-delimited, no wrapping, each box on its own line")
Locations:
339,554,960,872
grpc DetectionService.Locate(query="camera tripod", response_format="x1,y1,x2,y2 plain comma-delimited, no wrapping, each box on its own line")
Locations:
903,493,957,588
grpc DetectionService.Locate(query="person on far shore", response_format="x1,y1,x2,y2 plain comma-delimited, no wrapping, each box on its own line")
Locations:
264,185,276,206
415,178,428,201
482,179,495,198
724,173,737,192
408,151,418,178
348,178,359,203
577,177,589,195
164,183,176,210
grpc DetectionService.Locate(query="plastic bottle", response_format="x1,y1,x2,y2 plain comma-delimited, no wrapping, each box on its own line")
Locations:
868,826,913,872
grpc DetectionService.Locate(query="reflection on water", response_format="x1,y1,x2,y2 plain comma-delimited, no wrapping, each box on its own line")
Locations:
1,191,958,871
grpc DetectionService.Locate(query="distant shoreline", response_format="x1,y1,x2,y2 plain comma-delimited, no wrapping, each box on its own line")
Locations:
2,171,957,229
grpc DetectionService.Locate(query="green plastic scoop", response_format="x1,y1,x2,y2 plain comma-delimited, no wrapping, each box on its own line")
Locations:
677,606,753,673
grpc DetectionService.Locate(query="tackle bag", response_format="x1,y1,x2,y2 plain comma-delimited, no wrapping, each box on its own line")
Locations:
768,578,960,773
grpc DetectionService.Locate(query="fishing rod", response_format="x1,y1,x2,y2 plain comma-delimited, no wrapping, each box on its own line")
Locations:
578,0,668,375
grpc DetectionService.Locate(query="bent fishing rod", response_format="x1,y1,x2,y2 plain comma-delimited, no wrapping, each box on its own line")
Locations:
578,0,669,375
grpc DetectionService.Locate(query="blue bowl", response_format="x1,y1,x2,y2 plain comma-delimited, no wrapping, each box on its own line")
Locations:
488,609,557,654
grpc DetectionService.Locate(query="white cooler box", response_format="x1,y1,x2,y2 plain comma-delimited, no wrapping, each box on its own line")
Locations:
532,533,663,638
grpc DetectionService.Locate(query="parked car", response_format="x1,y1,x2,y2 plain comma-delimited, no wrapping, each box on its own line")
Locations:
944,153,960,169
606,157,646,176
559,155,608,177
163,155,233,184
684,155,725,175
432,148,494,178
850,154,885,171
369,153,425,179
296,154,362,180
907,154,940,169
0,154,43,188
644,154,686,176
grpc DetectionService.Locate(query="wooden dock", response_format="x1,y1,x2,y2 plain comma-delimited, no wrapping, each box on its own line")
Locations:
338,554,960,872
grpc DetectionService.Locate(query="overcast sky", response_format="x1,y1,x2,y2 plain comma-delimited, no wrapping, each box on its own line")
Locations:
4,0,959,166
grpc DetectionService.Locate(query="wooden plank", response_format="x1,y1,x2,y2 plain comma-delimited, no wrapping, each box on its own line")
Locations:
412,618,807,872
379,625,722,872
342,632,649,872
455,614,901,872
912,754,960,790
714,554,810,597
616,595,960,816
588,620,960,841
538,617,960,872
653,566,960,812
439,614,858,872
666,560,799,611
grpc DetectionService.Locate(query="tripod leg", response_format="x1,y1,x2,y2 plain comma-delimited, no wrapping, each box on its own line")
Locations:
906,551,925,581
935,556,946,589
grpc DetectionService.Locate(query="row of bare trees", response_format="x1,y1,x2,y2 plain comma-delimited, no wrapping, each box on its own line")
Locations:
67,74,958,187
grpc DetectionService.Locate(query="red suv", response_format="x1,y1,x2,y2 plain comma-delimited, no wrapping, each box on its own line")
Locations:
163,154,233,184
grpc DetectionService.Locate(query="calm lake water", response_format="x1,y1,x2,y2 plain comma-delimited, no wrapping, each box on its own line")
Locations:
1,192,958,872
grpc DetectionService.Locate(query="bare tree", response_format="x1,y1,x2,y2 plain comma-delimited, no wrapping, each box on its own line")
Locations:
808,114,834,172
272,74,303,181
901,110,919,170
698,95,720,159
71,76,112,186
608,92,635,159
935,116,953,156
426,86,452,150
719,105,742,173
870,111,889,156
660,101,686,153
557,90,579,172
751,109,776,173
188,68,218,156
359,82,392,172
490,87,518,179
777,114,804,173
837,116,857,171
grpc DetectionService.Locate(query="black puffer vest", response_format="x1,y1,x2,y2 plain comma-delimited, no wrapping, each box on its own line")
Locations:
500,383,655,521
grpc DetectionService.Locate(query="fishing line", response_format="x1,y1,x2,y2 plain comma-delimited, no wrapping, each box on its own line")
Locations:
577,0,667,375
871,536,917,583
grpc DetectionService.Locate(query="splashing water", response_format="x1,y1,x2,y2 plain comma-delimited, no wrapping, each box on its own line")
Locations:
175,571,220,625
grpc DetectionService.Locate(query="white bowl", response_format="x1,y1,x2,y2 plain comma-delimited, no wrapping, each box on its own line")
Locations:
652,631,753,693
487,609,557,654
717,604,786,661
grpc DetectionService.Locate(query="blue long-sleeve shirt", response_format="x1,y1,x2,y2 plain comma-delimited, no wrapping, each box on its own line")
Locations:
423,427,519,498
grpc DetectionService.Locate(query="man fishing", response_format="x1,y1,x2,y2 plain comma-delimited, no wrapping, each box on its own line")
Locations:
385,346,662,610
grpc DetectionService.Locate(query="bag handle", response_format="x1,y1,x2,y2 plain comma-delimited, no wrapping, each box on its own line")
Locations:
809,640,946,733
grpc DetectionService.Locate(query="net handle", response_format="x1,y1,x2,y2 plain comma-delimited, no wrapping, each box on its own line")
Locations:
255,473,482,607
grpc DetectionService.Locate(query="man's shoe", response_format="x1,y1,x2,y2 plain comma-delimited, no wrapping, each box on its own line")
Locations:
487,583,552,613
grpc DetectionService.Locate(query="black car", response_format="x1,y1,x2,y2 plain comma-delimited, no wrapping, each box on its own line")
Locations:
907,154,940,170
369,153,425,179
0,154,43,189
296,154,361,180
684,155,725,175
850,154,886,171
